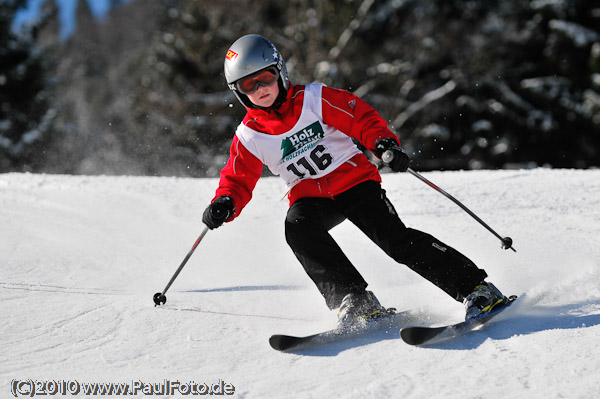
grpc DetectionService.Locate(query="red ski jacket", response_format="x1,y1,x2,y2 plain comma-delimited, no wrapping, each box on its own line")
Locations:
213,83,401,220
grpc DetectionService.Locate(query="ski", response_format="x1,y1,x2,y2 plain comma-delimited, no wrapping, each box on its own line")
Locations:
400,295,518,346
269,310,411,352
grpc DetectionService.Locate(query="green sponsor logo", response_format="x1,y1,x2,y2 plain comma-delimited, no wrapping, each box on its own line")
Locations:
281,121,324,160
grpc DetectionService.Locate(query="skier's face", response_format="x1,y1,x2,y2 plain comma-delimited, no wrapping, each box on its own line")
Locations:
246,79,279,108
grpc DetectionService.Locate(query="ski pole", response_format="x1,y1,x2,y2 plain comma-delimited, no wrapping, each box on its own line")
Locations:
382,151,516,252
153,225,210,307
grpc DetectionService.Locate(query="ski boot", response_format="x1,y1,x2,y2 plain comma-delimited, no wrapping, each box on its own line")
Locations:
337,290,393,328
463,282,507,320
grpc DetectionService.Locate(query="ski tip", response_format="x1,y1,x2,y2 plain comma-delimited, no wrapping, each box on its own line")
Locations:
269,334,301,352
400,326,444,346
399,328,420,345
269,335,286,351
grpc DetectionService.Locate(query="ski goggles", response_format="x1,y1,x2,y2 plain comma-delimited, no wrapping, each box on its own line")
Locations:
236,67,279,95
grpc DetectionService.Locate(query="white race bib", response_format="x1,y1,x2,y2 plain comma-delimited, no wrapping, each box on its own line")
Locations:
235,84,361,189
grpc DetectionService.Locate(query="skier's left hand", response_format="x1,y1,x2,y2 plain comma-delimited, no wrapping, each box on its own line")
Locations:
374,138,411,172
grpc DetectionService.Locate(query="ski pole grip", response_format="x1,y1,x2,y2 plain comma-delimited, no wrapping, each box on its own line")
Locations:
210,205,227,221
209,201,232,222
382,150,394,164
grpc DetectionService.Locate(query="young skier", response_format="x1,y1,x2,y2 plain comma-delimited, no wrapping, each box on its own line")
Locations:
203,34,507,327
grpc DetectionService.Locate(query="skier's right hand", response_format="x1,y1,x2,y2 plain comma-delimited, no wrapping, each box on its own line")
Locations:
203,196,235,229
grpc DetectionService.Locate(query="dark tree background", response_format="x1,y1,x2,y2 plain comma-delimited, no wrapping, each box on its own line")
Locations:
0,0,56,171
2,0,599,176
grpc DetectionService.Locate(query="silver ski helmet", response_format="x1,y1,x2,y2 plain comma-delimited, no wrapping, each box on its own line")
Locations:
224,34,289,108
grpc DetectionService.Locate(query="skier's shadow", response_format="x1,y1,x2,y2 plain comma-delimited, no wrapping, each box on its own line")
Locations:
185,285,301,293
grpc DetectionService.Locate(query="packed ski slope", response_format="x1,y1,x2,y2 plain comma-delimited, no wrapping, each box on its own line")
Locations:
1,169,599,398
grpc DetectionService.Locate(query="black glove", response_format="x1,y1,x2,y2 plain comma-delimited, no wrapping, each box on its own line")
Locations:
373,138,410,172
202,196,235,229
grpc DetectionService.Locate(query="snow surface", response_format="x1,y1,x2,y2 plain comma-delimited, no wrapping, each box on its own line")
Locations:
1,169,599,398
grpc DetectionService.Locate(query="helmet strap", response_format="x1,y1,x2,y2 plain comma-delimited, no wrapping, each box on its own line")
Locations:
271,78,289,109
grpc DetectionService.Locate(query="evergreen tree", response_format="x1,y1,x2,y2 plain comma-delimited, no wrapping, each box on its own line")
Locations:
0,0,54,171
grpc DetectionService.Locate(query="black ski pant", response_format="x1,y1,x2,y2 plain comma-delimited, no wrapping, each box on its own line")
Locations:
285,180,488,309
